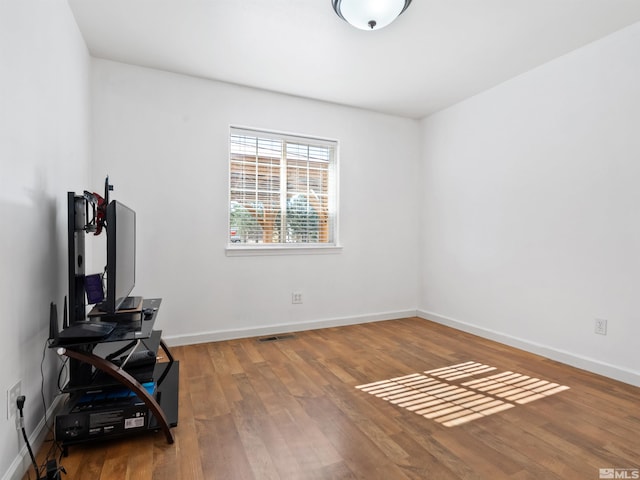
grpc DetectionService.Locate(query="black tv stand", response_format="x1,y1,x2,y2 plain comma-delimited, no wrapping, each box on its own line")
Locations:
50,298,178,452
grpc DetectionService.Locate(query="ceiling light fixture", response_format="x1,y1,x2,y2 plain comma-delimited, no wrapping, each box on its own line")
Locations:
332,0,412,31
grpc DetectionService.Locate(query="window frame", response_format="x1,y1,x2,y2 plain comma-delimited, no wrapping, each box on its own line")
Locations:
226,126,341,256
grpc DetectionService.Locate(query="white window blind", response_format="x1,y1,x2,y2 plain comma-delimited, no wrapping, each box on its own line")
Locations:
229,127,337,248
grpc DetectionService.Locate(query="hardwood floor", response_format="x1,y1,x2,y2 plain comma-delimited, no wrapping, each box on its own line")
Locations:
27,317,639,479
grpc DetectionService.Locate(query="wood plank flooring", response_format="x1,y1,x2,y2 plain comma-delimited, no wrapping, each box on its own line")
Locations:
26,317,640,479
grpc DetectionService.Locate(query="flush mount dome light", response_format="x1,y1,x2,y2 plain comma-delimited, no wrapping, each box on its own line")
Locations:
332,0,412,30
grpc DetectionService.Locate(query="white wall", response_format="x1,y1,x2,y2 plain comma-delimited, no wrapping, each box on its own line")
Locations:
90,59,422,344
0,0,91,478
419,22,640,386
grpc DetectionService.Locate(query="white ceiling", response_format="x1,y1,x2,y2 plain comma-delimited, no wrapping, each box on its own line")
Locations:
68,0,640,119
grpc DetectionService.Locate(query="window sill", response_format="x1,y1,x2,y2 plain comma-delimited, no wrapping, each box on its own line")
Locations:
225,244,343,257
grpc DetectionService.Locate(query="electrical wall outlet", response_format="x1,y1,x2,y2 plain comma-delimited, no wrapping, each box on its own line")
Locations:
6,380,21,420
292,292,303,304
594,318,608,335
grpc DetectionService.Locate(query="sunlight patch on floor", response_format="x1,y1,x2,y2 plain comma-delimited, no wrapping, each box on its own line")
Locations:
356,361,570,427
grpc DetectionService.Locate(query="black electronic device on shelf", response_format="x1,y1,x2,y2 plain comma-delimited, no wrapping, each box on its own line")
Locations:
49,299,115,345
56,321,115,344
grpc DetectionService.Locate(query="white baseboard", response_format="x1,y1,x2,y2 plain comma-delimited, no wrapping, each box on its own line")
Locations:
163,309,419,347
165,308,639,386
418,309,640,387
3,394,66,480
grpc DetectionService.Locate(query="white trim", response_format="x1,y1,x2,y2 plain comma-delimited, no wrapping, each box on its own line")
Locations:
163,309,418,347
417,309,640,387
165,308,640,386
3,394,66,480
226,245,343,256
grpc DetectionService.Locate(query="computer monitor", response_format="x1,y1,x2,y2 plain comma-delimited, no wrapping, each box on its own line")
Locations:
104,200,137,314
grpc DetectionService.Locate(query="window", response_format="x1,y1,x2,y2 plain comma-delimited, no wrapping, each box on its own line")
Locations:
228,127,338,251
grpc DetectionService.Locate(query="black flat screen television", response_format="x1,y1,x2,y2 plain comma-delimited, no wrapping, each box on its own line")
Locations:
104,200,137,314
